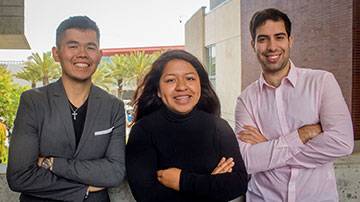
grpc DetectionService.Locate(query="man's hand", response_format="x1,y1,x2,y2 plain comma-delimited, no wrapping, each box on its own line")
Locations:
37,157,54,171
157,168,181,191
238,125,268,145
88,186,104,192
211,157,234,175
37,157,45,167
298,123,322,144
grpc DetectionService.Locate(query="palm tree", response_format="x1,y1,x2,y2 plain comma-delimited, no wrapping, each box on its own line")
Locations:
107,51,161,98
92,61,115,92
126,51,160,85
14,64,41,88
24,52,61,86
109,55,131,98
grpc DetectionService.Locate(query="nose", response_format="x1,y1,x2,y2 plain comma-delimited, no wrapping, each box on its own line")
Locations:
175,78,188,91
77,46,88,58
267,39,277,52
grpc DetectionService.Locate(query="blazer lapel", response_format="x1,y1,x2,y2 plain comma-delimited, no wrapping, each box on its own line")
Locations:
51,79,76,152
74,85,102,156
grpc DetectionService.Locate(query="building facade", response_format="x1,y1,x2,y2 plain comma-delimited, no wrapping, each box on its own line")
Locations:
186,0,241,125
185,1,360,201
0,0,29,49
185,0,359,140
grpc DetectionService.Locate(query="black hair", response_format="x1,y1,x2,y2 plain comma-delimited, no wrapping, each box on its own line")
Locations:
249,8,291,40
56,16,100,47
132,50,221,122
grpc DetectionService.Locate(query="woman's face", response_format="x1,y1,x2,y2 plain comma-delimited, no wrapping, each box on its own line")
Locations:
158,59,201,114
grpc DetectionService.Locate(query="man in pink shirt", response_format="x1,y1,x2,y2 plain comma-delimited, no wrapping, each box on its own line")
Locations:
235,8,354,202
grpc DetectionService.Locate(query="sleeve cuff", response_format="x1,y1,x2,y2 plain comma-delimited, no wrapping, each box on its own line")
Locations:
179,170,192,193
52,157,68,176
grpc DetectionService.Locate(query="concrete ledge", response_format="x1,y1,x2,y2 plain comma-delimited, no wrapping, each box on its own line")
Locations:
1,153,359,201
0,174,136,202
334,153,360,202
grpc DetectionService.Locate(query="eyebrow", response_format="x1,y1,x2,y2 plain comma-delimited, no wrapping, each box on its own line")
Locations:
65,41,98,47
66,40,79,45
257,32,287,39
274,33,287,37
87,42,98,47
163,72,197,77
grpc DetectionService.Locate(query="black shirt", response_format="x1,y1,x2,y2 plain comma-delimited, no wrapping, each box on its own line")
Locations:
69,99,88,147
126,107,248,202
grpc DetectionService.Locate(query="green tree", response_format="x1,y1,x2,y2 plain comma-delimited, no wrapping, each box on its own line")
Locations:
20,52,61,86
92,61,115,92
109,54,131,98
0,65,28,128
104,51,160,98
126,51,160,85
0,122,8,164
0,65,29,164
15,63,41,88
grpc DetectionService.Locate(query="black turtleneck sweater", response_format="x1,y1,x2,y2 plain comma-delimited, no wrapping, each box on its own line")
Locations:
126,107,248,202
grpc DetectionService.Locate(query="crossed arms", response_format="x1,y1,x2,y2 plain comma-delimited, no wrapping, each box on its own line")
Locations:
235,73,354,174
6,92,126,201
126,120,248,202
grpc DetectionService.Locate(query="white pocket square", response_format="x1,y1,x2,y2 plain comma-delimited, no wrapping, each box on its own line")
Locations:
94,127,114,136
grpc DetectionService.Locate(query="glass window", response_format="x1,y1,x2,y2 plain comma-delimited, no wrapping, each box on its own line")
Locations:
206,45,216,87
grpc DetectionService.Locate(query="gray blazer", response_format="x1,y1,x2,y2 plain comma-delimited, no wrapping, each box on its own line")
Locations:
7,79,126,202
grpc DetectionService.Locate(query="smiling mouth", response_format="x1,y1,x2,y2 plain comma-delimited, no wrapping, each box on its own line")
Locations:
74,62,90,68
265,53,281,63
174,95,192,103
174,95,191,99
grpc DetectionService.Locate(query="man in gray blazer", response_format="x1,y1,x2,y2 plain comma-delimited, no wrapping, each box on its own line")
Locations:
7,16,126,202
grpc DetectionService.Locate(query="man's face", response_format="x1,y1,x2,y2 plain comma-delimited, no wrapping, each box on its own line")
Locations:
252,20,293,74
52,28,102,83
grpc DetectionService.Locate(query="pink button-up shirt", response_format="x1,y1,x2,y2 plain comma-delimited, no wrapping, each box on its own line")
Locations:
235,62,354,202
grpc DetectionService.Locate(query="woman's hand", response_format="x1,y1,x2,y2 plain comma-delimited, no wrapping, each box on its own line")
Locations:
157,168,181,191
211,157,234,175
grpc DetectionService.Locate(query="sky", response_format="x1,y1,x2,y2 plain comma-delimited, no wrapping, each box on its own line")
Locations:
0,0,209,61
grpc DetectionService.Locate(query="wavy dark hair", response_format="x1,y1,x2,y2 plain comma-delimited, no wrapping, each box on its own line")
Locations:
249,8,291,40
132,50,220,122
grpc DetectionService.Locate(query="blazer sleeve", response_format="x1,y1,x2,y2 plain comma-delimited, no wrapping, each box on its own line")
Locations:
179,118,248,201
6,92,88,202
51,98,126,187
126,124,178,202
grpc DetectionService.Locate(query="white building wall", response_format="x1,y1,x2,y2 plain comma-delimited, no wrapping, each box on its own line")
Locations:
185,7,206,63
204,0,241,126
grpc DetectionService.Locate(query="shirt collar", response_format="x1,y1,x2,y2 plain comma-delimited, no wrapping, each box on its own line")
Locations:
259,60,298,91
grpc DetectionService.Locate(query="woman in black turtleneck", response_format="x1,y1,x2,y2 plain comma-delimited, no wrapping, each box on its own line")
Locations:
126,50,248,202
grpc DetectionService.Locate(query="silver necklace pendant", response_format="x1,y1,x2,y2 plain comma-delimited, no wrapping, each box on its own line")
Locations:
72,110,78,120
70,106,78,120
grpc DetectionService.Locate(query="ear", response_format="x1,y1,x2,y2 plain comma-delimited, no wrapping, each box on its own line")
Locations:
52,47,60,62
157,90,161,98
251,40,255,52
289,36,294,48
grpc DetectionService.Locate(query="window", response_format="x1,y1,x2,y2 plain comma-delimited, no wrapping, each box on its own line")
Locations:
206,45,216,87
